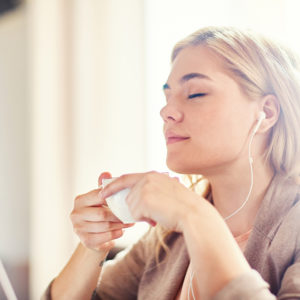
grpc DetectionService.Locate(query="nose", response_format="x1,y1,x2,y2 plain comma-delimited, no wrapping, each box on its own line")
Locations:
160,102,183,123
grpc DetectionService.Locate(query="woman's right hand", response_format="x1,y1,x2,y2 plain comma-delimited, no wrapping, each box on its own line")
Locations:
70,172,134,252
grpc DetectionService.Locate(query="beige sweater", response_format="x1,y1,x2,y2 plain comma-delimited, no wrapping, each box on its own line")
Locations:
44,174,300,299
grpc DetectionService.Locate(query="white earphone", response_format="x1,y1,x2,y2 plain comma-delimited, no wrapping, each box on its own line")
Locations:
252,111,266,135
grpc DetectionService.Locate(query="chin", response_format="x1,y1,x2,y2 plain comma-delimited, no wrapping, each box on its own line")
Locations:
166,159,199,175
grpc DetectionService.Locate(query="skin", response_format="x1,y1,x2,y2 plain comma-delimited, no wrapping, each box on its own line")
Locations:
51,45,279,299
51,172,134,299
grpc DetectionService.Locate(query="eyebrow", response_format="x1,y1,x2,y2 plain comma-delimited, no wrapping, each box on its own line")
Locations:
163,72,212,90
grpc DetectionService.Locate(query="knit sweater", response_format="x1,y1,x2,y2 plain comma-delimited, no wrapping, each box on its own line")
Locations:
43,174,300,299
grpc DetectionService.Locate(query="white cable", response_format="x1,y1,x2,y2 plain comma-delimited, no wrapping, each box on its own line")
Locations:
223,123,257,221
188,142,254,298
188,115,263,298
223,112,265,221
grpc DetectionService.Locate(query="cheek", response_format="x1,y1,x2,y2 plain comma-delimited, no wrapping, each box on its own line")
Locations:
166,107,253,173
188,117,249,161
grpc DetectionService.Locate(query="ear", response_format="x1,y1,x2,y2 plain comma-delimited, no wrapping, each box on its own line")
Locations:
259,94,280,132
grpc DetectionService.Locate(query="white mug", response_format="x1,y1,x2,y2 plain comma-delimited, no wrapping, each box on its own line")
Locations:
102,178,136,224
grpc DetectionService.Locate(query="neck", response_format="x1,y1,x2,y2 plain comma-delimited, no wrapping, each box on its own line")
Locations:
205,157,274,236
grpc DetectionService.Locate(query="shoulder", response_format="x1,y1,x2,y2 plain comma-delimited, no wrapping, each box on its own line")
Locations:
278,177,300,234
279,192,300,244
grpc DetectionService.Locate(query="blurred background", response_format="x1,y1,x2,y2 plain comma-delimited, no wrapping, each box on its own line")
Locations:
1,0,300,299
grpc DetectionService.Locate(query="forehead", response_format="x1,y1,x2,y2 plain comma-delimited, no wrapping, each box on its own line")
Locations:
167,45,229,84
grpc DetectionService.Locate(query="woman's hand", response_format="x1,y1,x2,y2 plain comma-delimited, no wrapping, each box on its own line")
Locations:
100,171,203,232
70,172,134,252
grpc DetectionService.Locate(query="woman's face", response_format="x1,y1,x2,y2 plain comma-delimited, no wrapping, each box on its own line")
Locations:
160,46,259,175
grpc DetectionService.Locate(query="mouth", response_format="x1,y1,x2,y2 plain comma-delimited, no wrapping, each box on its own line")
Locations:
167,137,190,144
165,130,190,145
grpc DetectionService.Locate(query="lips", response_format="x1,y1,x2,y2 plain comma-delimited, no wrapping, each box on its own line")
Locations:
165,131,190,145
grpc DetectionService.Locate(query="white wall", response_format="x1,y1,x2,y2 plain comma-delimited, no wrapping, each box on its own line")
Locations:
0,5,29,299
28,1,147,298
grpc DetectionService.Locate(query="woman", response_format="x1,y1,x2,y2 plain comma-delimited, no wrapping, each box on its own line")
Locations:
44,27,300,299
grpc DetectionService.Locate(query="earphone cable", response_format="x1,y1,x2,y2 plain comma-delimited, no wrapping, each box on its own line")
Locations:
223,124,256,221
188,116,261,298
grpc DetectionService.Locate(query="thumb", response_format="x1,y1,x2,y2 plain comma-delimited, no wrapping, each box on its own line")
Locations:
98,172,112,187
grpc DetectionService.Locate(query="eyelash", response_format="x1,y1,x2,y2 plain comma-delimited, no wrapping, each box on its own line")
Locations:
188,93,207,99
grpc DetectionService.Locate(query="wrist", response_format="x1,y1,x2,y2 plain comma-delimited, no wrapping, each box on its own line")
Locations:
51,243,110,299
179,195,212,234
79,242,110,261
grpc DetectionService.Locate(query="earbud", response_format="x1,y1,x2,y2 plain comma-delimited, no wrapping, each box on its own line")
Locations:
258,111,266,121
252,111,266,135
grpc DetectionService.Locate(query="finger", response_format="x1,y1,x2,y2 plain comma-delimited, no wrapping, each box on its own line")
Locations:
98,172,112,187
74,188,107,208
75,221,134,234
71,206,121,223
81,229,124,249
100,172,146,199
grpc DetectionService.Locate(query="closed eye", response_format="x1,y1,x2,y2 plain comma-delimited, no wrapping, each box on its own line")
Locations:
188,93,207,99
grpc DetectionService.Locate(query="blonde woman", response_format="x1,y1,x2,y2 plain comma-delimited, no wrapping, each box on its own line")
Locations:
44,27,300,299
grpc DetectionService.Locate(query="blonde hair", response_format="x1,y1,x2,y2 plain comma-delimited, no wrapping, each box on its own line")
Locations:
155,26,300,261
172,26,300,178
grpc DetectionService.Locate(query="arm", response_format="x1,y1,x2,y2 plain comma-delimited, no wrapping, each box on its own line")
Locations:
94,228,155,300
50,243,109,300
182,200,300,300
211,254,300,300
42,173,132,300
182,200,253,300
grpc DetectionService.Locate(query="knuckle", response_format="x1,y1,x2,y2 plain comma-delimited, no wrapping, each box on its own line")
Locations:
69,210,78,223
96,208,106,220
146,170,157,178
145,173,153,182
73,227,82,236
74,194,83,203
81,235,89,246
73,222,82,231
119,174,127,182
144,171,157,185
106,222,114,230
73,228,85,241
107,231,116,240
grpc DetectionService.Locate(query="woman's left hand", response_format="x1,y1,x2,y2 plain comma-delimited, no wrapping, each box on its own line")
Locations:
99,171,202,232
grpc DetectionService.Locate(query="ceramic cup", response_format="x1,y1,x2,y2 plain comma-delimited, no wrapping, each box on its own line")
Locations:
102,178,135,224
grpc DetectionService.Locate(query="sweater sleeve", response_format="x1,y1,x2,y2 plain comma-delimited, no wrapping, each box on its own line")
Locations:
213,256,300,300
212,269,276,300
277,248,300,299
94,227,157,300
